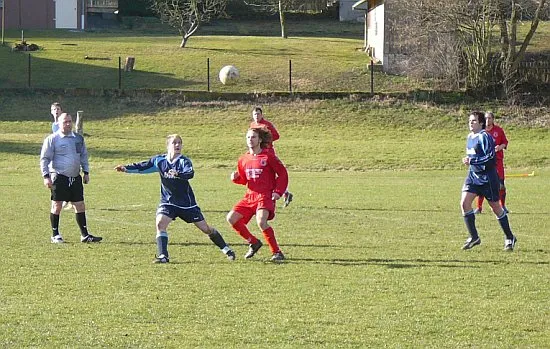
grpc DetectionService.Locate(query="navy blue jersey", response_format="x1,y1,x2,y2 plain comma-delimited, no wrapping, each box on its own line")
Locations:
125,154,198,209
465,130,496,185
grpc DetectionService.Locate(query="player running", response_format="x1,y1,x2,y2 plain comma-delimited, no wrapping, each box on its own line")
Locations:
460,111,517,251
227,128,289,261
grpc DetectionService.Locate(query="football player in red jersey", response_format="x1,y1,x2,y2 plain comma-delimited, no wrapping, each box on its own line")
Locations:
226,127,289,261
474,111,509,214
250,106,294,207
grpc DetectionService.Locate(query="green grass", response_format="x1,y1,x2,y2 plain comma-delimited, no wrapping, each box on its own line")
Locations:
1,98,549,347
2,19,549,93
0,18,425,92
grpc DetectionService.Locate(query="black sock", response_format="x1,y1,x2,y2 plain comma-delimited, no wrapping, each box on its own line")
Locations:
463,211,479,240
50,213,60,236
497,213,514,239
157,232,169,257
75,212,89,237
208,229,228,249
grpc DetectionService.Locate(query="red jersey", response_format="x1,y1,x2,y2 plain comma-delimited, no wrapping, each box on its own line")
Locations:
486,124,508,161
232,149,288,197
250,119,280,149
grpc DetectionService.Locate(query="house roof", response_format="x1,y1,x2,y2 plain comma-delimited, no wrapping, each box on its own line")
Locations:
352,0,369,11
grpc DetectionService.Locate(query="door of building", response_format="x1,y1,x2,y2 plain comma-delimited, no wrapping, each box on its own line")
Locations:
55,0,77,29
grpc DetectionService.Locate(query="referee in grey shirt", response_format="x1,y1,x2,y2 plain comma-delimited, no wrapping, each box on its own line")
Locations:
40,113,102,244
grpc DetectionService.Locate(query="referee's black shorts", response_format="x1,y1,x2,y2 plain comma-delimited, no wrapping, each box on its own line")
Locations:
51,174,84,202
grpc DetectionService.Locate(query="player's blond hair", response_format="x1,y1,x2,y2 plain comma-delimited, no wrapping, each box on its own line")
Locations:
166,134,183,158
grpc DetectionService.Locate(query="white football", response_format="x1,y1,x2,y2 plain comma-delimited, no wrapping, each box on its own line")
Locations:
219,65,240,85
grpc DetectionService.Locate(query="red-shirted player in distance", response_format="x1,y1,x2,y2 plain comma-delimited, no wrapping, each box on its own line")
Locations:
250,106,294,207
474,111,509,214
226,127,289,262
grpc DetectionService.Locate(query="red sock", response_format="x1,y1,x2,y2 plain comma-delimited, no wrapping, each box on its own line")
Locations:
500,188,507,207
231,220,258,244
476,196,484,210
262,227,280,254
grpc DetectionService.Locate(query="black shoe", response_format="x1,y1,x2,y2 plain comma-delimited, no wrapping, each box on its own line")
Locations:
153,254,170,263
81,234,102,243
244,240,263,259
226,250,236,261
504,236,517,251
271,252,285,262
462,237,481,250
283,192,294,208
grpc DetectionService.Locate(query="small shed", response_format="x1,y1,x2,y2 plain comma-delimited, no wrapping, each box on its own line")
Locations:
0,0,118,30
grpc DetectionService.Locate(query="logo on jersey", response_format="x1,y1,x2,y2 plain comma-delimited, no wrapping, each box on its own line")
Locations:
260,159,267,166
245,168,263,179
163,169,179,178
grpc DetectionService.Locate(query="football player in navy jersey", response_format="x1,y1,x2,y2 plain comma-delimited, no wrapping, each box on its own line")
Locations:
115,134,235,263
460,111,517,251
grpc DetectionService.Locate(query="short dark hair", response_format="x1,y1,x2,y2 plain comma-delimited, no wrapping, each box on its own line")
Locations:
470,111,486,129
253,106,263,114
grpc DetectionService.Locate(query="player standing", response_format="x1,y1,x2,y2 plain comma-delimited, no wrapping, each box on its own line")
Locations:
40,113,102,244
460,111,517,251
114,134,235,263
227,128,289,261
250,106,294,207
474,111,509,214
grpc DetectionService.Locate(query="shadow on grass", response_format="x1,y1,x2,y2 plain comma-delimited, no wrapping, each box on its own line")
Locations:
290,257,549,267
0,49,201,89
0,141,43,156
306,205,549,215
88,147,158,160
0,140,158,159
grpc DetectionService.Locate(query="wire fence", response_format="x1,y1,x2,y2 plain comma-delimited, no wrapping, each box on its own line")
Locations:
1,53,379,93
3,50,548,95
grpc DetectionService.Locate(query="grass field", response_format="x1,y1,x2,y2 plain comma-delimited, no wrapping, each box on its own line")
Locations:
2,19,549,93
1,97,549,348
0,18,444,92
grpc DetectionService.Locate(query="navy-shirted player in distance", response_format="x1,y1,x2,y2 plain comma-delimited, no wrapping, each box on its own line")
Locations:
460,111,517,251
115,134,235,263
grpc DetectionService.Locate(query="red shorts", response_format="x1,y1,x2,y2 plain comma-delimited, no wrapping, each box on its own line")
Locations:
232,191,275,224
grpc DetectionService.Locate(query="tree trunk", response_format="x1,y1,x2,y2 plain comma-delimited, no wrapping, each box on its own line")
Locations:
497,0,546,104
180,36,188,48
279,1,287,38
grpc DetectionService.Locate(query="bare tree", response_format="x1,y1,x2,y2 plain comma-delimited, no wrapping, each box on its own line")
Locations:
496,0,548,103
149,0,227,48
244,0,327,38
388,0,547,102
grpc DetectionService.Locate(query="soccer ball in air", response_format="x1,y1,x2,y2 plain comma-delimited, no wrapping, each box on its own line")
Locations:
219,65,239,85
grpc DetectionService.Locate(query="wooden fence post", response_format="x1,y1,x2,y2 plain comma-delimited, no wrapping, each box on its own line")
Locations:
76,111,84,135
124,56,135,72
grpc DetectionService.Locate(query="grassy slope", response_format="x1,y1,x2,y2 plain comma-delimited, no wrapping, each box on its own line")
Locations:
1,95,549,171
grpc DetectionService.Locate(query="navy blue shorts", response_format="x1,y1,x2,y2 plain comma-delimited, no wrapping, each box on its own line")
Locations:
462,170,500,202
156,204,204,223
